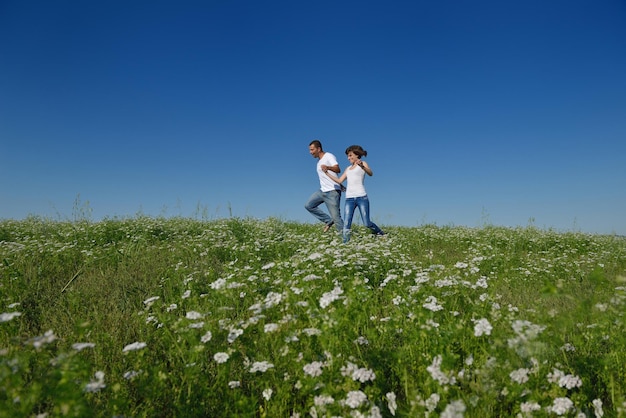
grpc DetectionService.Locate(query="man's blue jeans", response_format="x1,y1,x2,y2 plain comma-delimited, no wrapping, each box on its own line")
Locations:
305,189,344,232
343,195,383,242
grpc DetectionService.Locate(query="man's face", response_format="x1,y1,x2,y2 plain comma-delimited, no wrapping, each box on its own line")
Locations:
309,144,320,158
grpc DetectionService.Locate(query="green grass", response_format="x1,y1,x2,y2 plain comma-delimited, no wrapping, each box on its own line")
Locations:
1,216,625,417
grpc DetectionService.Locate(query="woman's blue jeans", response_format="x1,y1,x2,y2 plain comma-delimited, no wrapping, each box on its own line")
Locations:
343,195,383,242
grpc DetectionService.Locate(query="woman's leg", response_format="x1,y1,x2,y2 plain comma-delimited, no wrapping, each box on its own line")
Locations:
356,196,384,235
343,198,357,242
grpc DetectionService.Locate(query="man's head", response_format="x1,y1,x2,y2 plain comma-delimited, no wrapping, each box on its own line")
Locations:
309,140,323,158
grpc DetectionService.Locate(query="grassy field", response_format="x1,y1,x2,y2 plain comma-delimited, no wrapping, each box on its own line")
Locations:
1,216,625,417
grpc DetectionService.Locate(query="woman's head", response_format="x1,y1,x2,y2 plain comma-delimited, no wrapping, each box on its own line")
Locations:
345,145,367,158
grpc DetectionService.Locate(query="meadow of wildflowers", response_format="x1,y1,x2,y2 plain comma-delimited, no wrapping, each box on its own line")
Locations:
1,216,625,417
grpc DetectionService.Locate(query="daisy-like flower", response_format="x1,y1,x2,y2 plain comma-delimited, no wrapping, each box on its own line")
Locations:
558,373,582,389
264,323,279,333
214,352,230,364
509,368,530,384
520,401,541,413
423,296,443,312
201,331,212,343
84,371,106,393
344,390,368,409
227,328,244,343
72,342,95,351
262,262,275,270
314,395,335,407
122,342,147,352
548,397,574,415
386,392,397,416
228,380,241,388
351,367,376,383
441,399,465,418
123,370,141,380
186,311,204,320
319,286,344,308
302,328,322,336
592,399,604,417
30,330,57,348
143,296,160,307
0,312,22,323
262,388,273,400
426,355,456,386
249,361,274,373
303,361,324,377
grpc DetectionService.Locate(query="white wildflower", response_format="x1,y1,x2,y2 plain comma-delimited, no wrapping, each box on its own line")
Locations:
423,296,443,312
181,289,191,299
228,380,241,388
473,318,493,336
354,336,369,346
213,352,230,363
351,367,376,383
143,296,159,307
520,401,541,413
30,330,57,348
84,371,106,393
386,392,397,416
475,277,488,288
262,262,275,270
548,397,574,415
558,374,582,389
303,361,324,377
314,394,335,407
123,342,147,352
427,355,456,386
249,361,274,373
344,390,368,409
264,323,279,333
262,388,273,400
441,399,465,418
307,253,323,260
264,291,283,308
0,312,22,323
422,393,440,412
72,342,95,351
210,278,227,289
123,370,141,380
186,311,203,320
509,368,530,384
592,399,603,417
320,286,343,308
303,328,322,336
227,328,244,343
201,331,212,343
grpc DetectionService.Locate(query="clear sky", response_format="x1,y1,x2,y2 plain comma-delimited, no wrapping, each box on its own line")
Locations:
1,0,625,235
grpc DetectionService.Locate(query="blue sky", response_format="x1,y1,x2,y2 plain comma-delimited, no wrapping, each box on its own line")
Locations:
1,0,625,235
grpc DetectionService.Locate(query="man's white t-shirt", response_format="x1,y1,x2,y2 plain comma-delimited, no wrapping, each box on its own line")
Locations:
317,152,341,192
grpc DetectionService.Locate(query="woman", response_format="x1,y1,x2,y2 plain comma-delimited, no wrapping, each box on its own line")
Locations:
324,145,385,243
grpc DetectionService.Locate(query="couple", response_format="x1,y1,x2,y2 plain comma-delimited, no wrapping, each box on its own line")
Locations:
305,140,385,243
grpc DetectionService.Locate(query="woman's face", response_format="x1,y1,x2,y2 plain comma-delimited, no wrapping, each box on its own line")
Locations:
347,151,359,164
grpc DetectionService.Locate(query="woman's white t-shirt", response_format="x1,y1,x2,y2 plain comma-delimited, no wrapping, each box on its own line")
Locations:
345,165,367,198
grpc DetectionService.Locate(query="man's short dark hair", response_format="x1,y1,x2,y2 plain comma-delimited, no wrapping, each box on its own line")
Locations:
309,140,322,150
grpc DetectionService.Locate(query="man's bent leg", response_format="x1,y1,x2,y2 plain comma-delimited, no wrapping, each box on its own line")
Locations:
305,190,333,225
